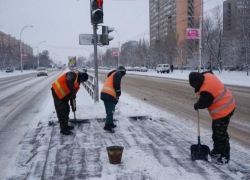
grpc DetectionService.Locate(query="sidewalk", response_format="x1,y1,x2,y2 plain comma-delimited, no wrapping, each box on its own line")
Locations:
7,83,250,180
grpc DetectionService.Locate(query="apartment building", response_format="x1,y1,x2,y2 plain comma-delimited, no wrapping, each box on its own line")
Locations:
223,0,250,33
0,31,33,56
149,0,202,65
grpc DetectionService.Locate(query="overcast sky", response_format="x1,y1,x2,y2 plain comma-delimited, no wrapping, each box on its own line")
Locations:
0,0,223,65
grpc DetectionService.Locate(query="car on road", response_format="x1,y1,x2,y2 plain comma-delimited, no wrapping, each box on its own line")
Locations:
126,67,134,71
134,67,141,71
5,67,13,73
140,67,148,72
82,66,87,73
156,64,170,73
37,67,48,76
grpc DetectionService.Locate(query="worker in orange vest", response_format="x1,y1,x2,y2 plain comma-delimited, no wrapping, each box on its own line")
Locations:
101,66,126,133
51,70,88,135
189,71,235,165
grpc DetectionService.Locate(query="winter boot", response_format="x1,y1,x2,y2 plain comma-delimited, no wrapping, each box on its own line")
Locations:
67,124,74,130
60,122,73,135
110,123,117,128
216,147,230,165
216,156,229,165
210,149,221,159
104,125,115,133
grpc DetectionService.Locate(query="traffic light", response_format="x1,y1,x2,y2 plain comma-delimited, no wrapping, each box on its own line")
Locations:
101,26,114,45
90,0,104,24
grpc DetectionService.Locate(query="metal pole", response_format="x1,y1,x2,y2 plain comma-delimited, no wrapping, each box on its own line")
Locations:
118,40,120,67
114,30,120,67
20,25,33,73
93,24,99,103
20,34,22,72
37,47,39,68
198,0,203,73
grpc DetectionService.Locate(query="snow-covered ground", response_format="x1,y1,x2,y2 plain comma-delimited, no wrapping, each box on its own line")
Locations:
1,69,250,180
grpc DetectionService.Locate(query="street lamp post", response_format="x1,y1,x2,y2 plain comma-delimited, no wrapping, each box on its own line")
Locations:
37,41,46,68
114,30,120,67
20,25,33,73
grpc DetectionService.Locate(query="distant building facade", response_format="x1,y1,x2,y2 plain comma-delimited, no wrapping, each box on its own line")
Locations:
0,31,33,56
223,0,250,34
149,0,202,65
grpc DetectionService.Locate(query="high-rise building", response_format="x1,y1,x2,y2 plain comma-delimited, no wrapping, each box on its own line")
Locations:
149,0,202,65
223,0,250,34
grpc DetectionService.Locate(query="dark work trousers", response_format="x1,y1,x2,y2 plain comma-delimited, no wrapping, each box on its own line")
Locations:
104,100,116,126
51,88,70,123
212,110,235,159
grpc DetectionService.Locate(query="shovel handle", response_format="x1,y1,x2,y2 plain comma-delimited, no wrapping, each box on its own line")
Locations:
195,93,200,138
73,99,76,121
74,111,76,121
196,110,200,137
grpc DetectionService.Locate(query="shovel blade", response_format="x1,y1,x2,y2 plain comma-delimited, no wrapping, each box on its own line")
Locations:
190,144,210,161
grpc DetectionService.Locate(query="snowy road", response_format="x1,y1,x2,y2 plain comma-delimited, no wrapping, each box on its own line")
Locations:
0,70,63,179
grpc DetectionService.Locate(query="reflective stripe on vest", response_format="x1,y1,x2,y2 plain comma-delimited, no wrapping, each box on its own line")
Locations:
199,73,235,119
52,72,79,99
209,97,234,114
54,79,67,97
213,86,227,103
102,86,116,94
101,71,117,99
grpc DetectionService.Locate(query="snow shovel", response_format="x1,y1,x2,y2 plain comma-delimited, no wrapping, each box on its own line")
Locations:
70,99,77,121
190,109,210,161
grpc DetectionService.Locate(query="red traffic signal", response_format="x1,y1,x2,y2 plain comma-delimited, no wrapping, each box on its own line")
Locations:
97,0,103,8
90,0,104,24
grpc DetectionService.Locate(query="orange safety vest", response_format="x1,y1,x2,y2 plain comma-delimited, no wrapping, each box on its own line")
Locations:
199,73,235,119
52,71,80,99
101,71,117,99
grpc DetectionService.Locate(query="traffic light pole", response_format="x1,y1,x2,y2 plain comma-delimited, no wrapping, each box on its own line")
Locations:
93,24,99,103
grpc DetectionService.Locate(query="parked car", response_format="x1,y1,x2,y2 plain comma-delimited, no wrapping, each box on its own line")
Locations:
140,67,148,72
228,66,238,71
5,67,13,73
82,66,87,73
134,67,140,71
156,64,170,73
126,66,134,71
37,67,48,76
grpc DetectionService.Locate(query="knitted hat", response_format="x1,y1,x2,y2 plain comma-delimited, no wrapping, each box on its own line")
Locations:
118,66,126,76
189,72,204,92
79,72,89,81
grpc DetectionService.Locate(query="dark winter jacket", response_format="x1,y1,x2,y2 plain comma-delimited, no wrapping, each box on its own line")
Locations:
189,71,215,109
101,70,123,103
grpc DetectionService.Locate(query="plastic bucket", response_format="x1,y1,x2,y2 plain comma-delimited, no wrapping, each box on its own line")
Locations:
106,146,124,164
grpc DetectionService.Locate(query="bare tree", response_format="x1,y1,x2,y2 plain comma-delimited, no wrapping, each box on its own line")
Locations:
237,1,250,76
203,6,224,73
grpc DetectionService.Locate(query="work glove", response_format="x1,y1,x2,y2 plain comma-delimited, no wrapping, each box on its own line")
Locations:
194,103,198,110
115,97,119,105
70,94,76,100
116,90,121,97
